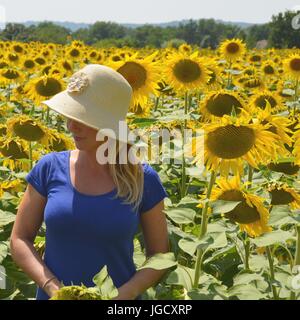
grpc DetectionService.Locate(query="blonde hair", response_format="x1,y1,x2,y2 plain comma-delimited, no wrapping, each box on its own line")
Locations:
108,142,144,214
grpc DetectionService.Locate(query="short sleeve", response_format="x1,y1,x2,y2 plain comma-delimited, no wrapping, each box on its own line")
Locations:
25,153,53,197
139,164,168,214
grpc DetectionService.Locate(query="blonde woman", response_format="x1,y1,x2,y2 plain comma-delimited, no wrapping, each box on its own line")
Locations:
10,65,169,300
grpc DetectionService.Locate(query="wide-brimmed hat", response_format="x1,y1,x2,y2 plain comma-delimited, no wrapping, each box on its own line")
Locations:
42,64,133,144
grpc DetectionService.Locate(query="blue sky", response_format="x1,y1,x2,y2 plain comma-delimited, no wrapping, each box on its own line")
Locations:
0,0,299,24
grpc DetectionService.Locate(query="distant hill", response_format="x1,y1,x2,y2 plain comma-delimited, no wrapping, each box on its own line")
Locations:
11,19,257,31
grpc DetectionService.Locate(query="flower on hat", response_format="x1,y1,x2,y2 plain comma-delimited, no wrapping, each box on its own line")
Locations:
67,71,89,94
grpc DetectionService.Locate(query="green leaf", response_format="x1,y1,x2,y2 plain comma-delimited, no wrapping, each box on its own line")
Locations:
178,236,200,256
166,264,195,291
137,252,177,271
233,272,265,286
269,206,299,227
228,284,266,300
251,230,295,247
92,265,118,300
0,241,8,264
130,118,158,128
164,208,196,225
210,200,241,214
0,210,16,228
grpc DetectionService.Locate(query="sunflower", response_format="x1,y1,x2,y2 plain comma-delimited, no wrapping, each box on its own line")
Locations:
6,114,56,147
25,74,65,104
252,102,293,155
163,51,210,93
190,111,279,176
21,58,36,72
267,161,299,176
268,182,300,209
0,67,24,85
178,43,192,54
1,179,24,194
199,89,246,121
292,124,300,165
249,90,285,113
241,76,265,91
261,60,277,77
210,176,272,237
283,54,300,80
205,59,222,89
110,51,161,106
0,135,30,171
219,39,246,61
47,128,75,152
129,101,152,118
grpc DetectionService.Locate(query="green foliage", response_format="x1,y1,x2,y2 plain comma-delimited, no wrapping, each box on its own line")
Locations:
3,12,299,48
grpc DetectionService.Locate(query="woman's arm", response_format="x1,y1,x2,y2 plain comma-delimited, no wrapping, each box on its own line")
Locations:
10,184,62,298
114,200,170,300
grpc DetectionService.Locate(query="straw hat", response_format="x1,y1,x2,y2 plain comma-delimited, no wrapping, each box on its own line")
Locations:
42,64,133,144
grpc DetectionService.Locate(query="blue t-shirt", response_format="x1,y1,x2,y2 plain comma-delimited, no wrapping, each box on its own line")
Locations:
25,150,168,300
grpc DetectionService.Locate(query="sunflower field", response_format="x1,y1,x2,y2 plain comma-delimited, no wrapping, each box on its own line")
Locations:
0,39,300,300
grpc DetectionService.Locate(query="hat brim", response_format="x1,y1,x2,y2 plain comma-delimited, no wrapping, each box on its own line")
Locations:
42,92,134,145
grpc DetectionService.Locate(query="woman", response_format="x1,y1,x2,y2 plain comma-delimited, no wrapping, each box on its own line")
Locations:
10,64,170,300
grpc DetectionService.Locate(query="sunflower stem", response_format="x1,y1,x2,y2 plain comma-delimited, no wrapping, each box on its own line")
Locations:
193,170,216,288
244,236,251,270
46,106,50,124
180,91,189,198
248,165,253,189
266,245,279,300
290,224,300,300
226,60,232,88
154,96,160,112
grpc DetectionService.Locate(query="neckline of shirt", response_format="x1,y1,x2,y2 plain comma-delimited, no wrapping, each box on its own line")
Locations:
66,150,118,198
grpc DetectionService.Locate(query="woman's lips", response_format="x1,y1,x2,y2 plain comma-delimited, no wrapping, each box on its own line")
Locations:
74,136,85,141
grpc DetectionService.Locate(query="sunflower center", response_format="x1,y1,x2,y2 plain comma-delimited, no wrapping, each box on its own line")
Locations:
218,190,260,224
244,78,262,89
51,137,66,152
35,57,46,65
264,65,275,75
250,55,262,62
270,189,295,205
206,125,255,159
255,95,277,109
13,120,45,142
70,48,80,57
117,61,147,90
62,61,72,71
24,60,35,69
2,69,20,80
35,78,62,97
0,141,28,159
290,58,300,72
206,93,242,117
173,59,201,83
267,162,299,175
226,43,240,54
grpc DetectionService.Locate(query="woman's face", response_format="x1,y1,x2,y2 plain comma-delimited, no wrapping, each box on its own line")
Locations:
66,118,104,151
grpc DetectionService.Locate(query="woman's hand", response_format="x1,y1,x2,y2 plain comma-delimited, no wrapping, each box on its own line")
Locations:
112,285,137,300
44,278,63,298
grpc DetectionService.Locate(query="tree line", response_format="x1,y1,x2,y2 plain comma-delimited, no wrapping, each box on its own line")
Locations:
0,10,299,48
